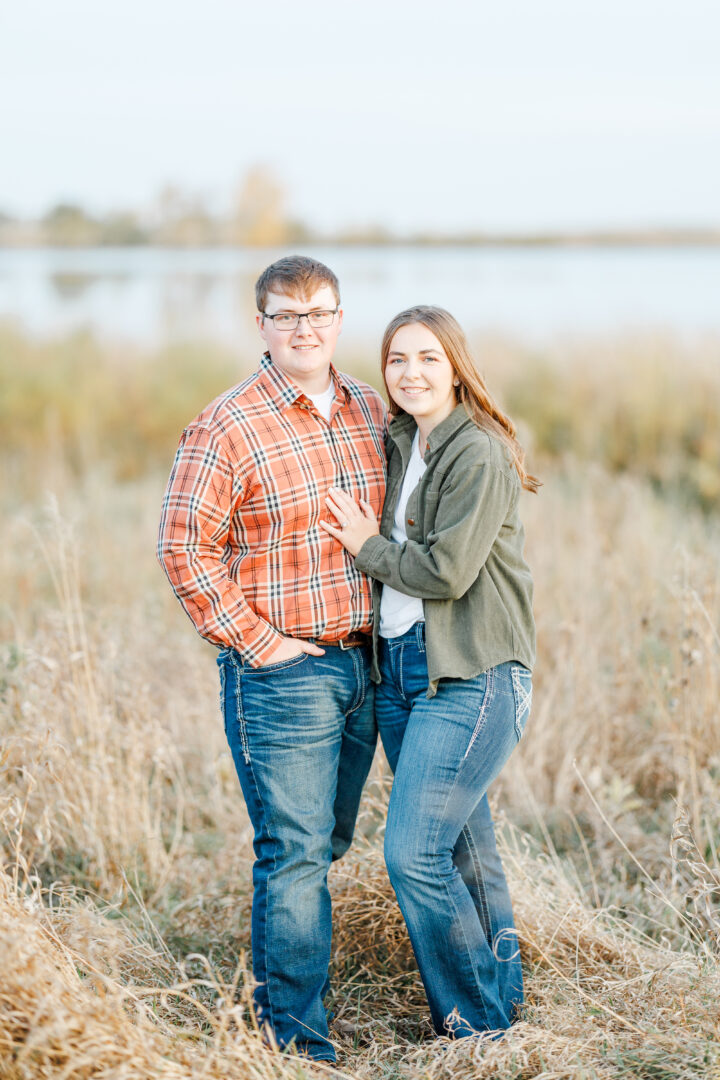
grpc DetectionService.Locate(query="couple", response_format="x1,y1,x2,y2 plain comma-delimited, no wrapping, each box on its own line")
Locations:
158,255,538,1064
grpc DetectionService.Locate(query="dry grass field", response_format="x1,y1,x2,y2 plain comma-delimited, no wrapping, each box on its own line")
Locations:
1,327,720,1079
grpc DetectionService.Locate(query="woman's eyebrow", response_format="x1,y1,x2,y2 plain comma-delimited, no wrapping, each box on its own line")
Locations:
388,348,440,356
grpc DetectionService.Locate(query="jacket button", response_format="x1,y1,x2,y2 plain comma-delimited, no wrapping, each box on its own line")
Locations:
407,518,415,526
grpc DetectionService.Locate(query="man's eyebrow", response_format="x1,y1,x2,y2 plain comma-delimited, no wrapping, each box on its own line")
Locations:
272,305,332,313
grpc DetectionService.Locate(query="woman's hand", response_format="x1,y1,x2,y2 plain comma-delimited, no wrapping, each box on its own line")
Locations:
320,486,379,556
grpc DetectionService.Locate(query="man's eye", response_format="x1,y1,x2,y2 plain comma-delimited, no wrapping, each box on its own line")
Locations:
275,315,295,325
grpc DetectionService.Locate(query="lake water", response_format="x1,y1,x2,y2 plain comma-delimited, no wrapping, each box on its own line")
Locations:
1,246,719,352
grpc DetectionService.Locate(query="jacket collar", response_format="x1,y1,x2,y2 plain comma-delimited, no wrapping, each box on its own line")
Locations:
388,403,473,463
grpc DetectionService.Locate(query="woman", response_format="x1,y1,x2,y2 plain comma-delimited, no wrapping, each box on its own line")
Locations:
320,306,538,1039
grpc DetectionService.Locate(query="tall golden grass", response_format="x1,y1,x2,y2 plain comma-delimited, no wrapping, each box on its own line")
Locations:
2,324,719,507
1,326,720,1078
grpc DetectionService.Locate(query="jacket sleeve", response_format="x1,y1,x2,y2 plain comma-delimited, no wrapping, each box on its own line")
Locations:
354,462,514,600
157,425,285,663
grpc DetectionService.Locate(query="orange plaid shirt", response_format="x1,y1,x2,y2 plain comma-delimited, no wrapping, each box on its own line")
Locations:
158,354,387,666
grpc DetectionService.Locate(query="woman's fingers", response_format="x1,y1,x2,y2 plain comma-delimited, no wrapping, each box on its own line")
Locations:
325,496,347,524
328,486,359,513
320,519,344,538
325,488,377,550
319,518,352,551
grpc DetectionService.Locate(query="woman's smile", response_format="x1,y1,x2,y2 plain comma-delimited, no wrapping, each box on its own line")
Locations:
384,322,458,436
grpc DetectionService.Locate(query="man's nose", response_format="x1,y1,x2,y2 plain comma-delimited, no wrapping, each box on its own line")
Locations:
292,314,315,336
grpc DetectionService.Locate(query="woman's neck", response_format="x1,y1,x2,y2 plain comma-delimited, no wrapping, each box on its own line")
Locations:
416,420,434,456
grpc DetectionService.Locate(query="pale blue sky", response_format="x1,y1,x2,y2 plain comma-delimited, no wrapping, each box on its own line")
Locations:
2,0,719,231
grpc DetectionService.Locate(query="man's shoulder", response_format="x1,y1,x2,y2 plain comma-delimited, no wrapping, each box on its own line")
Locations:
185,368,269,438
337,372,386,420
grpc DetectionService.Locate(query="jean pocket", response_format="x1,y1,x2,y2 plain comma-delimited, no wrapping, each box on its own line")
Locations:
462,669,493,760
218,655,227,711
511,666,532,741
244,651,310,675
217,648,233,719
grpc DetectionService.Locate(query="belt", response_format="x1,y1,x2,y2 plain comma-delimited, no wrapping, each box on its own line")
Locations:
316,631,371,650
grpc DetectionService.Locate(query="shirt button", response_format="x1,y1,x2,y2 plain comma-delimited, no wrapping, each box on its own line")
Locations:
407,518,415,526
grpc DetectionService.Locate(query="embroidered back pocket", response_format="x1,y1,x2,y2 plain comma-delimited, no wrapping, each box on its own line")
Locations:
511,666,532,741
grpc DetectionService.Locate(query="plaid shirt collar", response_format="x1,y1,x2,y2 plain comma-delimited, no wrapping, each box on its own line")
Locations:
257,352,352,411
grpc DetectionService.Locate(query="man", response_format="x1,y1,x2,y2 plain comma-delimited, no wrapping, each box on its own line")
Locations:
157,255,386,1063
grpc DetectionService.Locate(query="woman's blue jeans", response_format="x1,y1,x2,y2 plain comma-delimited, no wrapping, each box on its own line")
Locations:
375,622,531,1037
218,644,376,1062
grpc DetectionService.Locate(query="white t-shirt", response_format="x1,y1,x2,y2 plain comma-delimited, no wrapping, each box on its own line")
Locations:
379,430,426,639
308,382,335,422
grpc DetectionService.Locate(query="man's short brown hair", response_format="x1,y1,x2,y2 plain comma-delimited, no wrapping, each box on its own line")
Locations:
255,255,341,312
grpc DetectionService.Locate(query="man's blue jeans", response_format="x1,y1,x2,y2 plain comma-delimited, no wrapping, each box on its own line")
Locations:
218,644,376,1062
375,622,530,1037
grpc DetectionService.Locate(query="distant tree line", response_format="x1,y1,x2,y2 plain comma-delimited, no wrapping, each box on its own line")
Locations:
0,167,315,248
2,165,719,248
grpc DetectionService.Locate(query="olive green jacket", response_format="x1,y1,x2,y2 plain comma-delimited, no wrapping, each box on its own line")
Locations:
354,404,535,697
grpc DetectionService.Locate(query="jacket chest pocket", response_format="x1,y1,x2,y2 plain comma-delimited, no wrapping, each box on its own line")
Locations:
414,487,439,532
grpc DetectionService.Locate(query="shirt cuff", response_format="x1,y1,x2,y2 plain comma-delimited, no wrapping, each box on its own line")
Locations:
227,619,286,667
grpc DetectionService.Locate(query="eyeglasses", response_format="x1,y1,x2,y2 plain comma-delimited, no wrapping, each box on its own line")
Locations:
261,309,338,330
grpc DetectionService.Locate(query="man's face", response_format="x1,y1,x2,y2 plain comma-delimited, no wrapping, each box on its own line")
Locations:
257,285,343,395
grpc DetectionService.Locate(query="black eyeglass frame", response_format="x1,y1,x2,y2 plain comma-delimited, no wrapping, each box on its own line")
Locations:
261,308,339,330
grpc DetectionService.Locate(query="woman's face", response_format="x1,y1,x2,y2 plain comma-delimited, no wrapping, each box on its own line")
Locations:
384,323,458,432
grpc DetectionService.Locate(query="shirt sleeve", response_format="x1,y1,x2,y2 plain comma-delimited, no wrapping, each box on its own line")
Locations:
157,424,285,664
354,462,515,600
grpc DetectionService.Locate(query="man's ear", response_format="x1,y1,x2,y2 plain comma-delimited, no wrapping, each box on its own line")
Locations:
336,307,343,334
256,312,268,342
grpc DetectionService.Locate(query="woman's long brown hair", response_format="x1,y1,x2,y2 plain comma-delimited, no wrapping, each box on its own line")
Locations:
381,306,540,493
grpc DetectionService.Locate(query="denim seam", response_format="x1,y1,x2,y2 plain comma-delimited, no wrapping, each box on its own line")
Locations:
235,663,280,1036
462,667,495,761
396,644,407,701
460,824,493,943
347,648,367,715
218,660,227,728
229,653,251,764
430,775,492,1033
429,691,500,1032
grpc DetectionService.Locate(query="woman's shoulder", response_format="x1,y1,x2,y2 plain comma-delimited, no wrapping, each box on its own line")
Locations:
444,423,516,478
